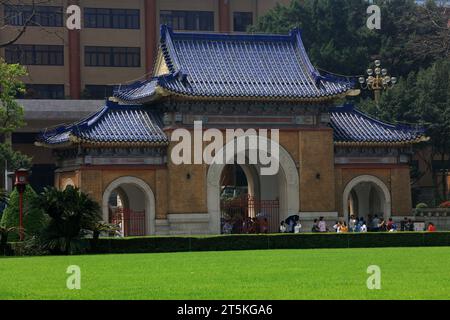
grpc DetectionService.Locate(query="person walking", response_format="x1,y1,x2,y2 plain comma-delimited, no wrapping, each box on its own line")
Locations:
318,216,328,232
279,221,287,233
294,221,302,233
427,222,436,232
333,221,341,233
360,221,367,232
349,215,357,232
311,219,320,232
372,215,380,232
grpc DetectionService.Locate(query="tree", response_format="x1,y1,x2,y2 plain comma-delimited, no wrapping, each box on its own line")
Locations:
0,59,31,183
34,186,101,255
359,59,450,202
250,0,447,78
0,184,45,241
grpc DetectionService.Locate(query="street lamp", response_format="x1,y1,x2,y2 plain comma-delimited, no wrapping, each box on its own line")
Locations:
14,168,29,241
358,60,397,106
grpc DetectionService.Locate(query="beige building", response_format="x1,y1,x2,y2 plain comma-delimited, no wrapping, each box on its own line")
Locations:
1,0,290,99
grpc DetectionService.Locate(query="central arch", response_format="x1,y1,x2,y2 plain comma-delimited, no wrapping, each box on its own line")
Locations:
207,143,299,234
102,176,156,236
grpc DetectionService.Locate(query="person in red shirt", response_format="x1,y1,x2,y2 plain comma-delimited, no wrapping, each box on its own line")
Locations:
427,222,436,232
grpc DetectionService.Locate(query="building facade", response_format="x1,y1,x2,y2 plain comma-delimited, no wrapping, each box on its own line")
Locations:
37,26,426,235
1,0,290,100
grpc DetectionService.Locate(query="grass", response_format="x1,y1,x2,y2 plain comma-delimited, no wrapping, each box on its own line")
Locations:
0,247,449,300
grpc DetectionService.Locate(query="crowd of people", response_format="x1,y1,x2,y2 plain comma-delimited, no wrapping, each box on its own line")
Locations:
222,213,438,234
279,214,438,233
222,216,270,234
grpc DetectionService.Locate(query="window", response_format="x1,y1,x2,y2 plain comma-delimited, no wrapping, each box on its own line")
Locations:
5,45,64,65
12,133,39,144
160,10,214,31
84,8,140,29
4,5,63,27
17,84,65,99
233,12,253,32
84,85,115,99
85,47,140,67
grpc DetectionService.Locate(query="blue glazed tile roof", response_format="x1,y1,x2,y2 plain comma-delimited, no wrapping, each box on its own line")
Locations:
39,102,425,147
330,104,426,144
38,101,168,146
114,25,354,102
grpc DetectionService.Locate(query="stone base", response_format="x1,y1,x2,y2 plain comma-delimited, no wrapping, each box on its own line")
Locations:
155,213,210,235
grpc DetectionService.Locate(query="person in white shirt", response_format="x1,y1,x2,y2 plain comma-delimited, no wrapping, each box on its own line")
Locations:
360,222,367,232
349,215,357,232
333,221,341,233
318,216,327,232
294,221,302,233
279,221,287,233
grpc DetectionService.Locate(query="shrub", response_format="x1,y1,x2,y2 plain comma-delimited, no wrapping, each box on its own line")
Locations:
415,202,428,209
89,232,450,255
0,185,46,241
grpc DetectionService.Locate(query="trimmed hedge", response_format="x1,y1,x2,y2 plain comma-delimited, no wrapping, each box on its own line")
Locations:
89,232,450,255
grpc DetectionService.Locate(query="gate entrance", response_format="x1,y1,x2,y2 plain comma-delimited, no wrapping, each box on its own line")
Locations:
110,208,146,237
221,195,279,234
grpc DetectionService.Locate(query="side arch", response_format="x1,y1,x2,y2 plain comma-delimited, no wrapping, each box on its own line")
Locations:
342,174,391,222
102,176,156,235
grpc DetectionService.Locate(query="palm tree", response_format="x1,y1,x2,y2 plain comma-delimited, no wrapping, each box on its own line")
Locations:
34,186,101,255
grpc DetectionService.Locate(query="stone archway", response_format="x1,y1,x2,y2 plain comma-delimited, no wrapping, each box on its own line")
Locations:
61,178,75,190
342,175,391,222
102,176,156,235
207,141,299,234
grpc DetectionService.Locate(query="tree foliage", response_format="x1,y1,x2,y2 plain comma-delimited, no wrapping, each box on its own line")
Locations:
251,0,449,77
360,60,450,200
0,59,31,172
0,185,46,241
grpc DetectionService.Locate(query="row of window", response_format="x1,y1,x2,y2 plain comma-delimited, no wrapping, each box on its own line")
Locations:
4,5,63,27
160,10,214,31
16,84,114,99
3,5,253,31
4,5,140,29
5,45,64,66
5,45,141,67
84,8,140,29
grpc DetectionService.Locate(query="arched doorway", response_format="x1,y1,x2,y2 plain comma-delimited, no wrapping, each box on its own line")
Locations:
343,175,391,223
102,176,155,236
61,178,75,190
207,140,299,234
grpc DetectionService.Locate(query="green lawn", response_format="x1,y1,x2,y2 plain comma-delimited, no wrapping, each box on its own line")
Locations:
0,247,449,300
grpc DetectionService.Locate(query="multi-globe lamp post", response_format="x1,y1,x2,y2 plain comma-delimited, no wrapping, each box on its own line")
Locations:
358,59,397,106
